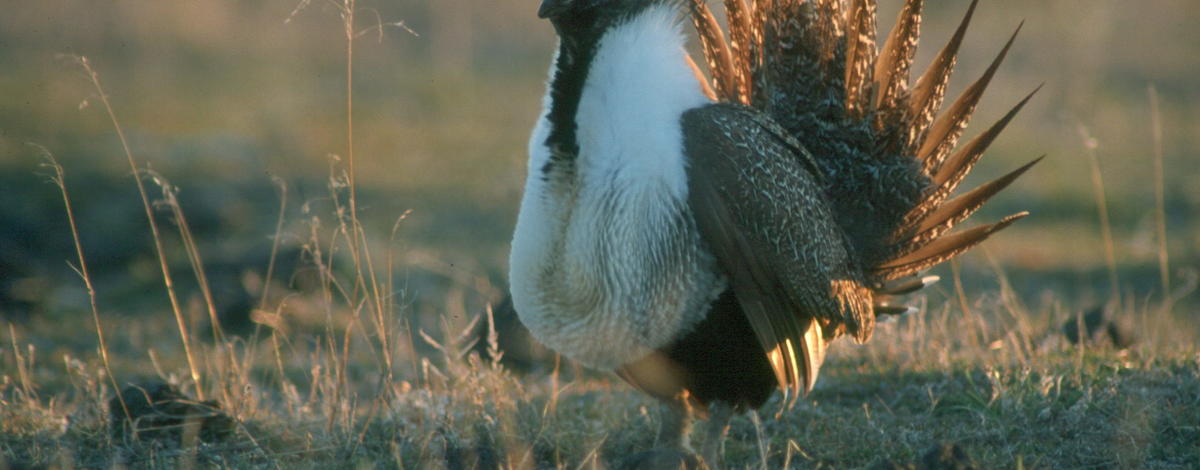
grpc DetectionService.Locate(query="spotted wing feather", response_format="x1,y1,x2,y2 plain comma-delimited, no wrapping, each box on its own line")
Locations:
683,103,874,397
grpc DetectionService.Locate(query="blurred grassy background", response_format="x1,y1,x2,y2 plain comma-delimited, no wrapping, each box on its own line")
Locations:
0,0,1197,373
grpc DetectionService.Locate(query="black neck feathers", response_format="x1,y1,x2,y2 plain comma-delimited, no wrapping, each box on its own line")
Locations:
539,0,674,178
541,18,602,178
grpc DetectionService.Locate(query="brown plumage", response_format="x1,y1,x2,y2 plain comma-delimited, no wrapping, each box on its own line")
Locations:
680,0,1040,400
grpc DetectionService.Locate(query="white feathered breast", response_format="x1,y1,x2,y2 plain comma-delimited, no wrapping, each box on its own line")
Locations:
509,5,725,369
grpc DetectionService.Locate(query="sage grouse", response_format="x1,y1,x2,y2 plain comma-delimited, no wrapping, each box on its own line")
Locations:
509,0,1038,464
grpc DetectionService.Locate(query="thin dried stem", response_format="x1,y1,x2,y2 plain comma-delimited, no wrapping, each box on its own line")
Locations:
150,173,240,407
389,210,416,378
337,0,370,317
343,0,359,223
261,176,290,312
151,173,227,346
36,146,131,424
243,176,290,382
1147,86,1170,308
74,56,204,400
1076,124,1120,307
342,0,397,383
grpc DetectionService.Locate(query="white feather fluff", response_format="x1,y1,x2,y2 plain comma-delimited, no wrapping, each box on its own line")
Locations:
509,4,723,369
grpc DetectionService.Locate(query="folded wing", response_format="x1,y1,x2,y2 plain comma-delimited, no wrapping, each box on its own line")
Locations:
682,104,874,400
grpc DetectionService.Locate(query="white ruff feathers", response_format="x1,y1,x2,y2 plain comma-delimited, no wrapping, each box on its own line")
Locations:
509,5,722,369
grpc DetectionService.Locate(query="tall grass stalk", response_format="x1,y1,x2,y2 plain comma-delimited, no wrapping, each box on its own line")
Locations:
1147,86,1170,307
37,147,130,423
389,210,419,379
246,176,291,395
261,177,289,313
151,174,227,346
337,0,367,411
149,173,245,406
331,0,398,392
281,0,424,420
74,56,205,401
341,0,358,212
1076,124,1120,307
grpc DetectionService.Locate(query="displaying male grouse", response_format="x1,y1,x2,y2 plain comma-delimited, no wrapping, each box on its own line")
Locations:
508,0,1038,465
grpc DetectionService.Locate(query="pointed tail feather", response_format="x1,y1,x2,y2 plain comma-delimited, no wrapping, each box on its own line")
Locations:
912,155,1043,244
918,23,1023,171
873,0,923,117
906,0,978,151
931,84,1039,186
685,53,719,101
689,0,739,101
897,86,1042,238
815,0,847,65
843,0,878,119
724,0,756,104
874,300,916,316
875,212,1028,281
877,274,941,296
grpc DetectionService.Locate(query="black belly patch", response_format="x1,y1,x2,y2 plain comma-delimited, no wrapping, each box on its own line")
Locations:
619,289,777,411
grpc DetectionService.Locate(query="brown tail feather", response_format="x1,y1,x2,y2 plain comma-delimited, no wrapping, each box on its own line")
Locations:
892,156,1042,259
906,0,978,151
843,0,878,119
931,84,1039,187
685,53,719,101
918,23,1023,171
749,0,771,77
724,0,756,104
902,86,1041,252
873,0,923,116
874,299,916,316
689,0,738,101
875,212,1028,281
878,274,940,295
815,0,846,64
916,156,1043,239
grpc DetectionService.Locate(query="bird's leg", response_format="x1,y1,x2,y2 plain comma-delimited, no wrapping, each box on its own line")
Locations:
619,397,705,470
699,401,733,469
660,399,694,451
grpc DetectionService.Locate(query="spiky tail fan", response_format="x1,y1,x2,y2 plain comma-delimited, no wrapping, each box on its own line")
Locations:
688,0,1040,312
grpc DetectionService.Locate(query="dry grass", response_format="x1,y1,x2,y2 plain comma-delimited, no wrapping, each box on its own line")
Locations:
2,264,1196,468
